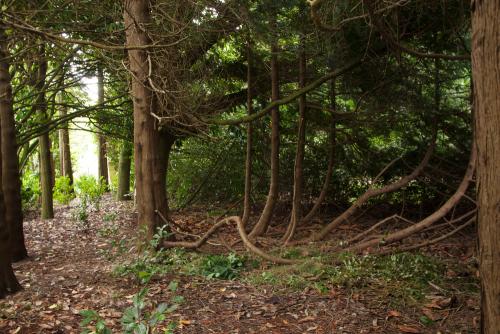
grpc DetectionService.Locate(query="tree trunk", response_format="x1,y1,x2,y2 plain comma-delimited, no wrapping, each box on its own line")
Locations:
471,2,500,332
97,67,109,187
249,13,280,238
124,0,175,239
242,39,254,226
283,36,307,243
35,46,53,220
0,23,22,295
0,27,28,261
0,157,21,299
117,141,132,200
302,77,336,224
58,91,73,184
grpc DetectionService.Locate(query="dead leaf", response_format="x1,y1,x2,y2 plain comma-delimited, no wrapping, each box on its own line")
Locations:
298,316,316,323
421,307,440,321
387,310,401,319
398,325,421,333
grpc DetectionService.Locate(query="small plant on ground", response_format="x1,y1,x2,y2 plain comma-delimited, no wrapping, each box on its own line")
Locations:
53,176,75,205
103,212,117,222
21,170,41,209
79,285,182,334
114,226,173,284
75,175,107,210
72,202,90,229
200,253,245,280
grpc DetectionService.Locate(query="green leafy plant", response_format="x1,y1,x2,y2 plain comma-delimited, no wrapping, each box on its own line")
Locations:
21,170,41,208
79,310,111,334
80,285,181,334
114,226,173,284
103,212,117,222
72,202,90,229
53,176,75,205
75,175,107,210
121,287,180,334
200,253,245,280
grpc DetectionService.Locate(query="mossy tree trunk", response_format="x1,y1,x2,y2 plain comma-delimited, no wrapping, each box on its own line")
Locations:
36,45,54,219
117,141,132,200
97,67,109,188
58,90,73,185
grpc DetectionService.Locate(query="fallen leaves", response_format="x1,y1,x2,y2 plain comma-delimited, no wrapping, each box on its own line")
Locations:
398,324,421,333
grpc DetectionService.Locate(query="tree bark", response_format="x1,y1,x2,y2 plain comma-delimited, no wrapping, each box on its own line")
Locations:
283,36,307,243
97,67,109,187
58,90,73,184
117,140,132,200
0,150,21,299
0,27,27,261
124,0,175,239
242,39,254,227
0,23,22,295
249,13,280,238
471,1,500,332
302,77,336,224
36,45,54,220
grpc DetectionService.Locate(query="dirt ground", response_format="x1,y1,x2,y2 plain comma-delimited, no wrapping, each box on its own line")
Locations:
0,196,480,333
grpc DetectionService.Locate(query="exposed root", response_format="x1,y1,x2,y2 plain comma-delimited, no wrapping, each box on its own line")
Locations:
379,216,476,254
308,132,436,241
162,219,230,249
228,216,299,265
346,146,476,254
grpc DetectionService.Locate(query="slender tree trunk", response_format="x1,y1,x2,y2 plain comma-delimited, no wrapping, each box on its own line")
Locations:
35,46,53,220
97,67,109,187
124,0,175,239
117,141,132,200
0,27,27,261
283,36,307,243
242,39,254,226
471,2,500,332
302,77,336,223
58,91,73,184
249,13,280,238
0,148,21,299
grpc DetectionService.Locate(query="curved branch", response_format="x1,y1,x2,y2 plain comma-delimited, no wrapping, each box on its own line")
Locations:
347,144,476,253
206,58,362,125
309,132,437,241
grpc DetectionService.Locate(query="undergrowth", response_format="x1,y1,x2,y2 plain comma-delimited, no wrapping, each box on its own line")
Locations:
245,251,477,306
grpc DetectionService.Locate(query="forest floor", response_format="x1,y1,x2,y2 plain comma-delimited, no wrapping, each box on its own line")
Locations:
0,195,480,334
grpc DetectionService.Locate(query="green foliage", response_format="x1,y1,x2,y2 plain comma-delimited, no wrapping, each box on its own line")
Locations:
200,253,245,280
103,212,117,222
53,176,75,205
246,252,445,303
75,175,107,210
72,203,89,228
80,286,181,334
21,170,41,209
79,310,111,334
114,226,173,284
